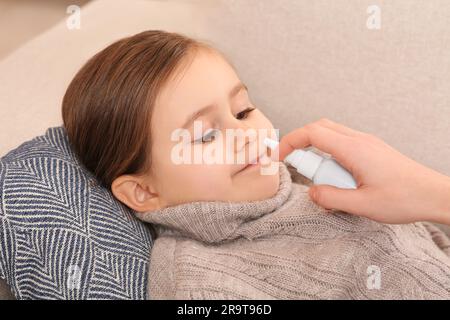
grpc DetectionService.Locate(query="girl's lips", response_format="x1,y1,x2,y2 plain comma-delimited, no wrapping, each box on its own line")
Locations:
234,153,264,175
241,161,261,172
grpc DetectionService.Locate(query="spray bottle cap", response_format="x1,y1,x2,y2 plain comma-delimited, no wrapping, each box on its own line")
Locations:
263,137,323,180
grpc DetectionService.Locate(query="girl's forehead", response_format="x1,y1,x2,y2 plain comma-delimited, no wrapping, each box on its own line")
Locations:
163,51,237,99
154,52,240,122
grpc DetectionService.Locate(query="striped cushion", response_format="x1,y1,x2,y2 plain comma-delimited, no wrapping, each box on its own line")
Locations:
0,127,153,299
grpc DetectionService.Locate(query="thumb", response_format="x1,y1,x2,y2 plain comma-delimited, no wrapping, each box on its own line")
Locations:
308,185,367,215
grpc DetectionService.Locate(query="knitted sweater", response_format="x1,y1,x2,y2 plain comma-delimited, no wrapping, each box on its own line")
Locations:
137,163,450,299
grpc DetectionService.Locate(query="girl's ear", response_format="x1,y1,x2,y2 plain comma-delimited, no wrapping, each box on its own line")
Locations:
111,175,163,213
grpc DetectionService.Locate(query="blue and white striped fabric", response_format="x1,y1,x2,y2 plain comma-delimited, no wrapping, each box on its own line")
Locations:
0,127,153,299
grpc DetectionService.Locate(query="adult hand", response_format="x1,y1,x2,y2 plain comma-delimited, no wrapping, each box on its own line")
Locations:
270,118,450,225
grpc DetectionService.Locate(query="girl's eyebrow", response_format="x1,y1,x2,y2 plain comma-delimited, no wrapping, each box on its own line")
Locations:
181,82,248,129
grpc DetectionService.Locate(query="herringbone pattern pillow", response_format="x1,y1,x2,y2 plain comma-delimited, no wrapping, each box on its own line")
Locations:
0,127,153,299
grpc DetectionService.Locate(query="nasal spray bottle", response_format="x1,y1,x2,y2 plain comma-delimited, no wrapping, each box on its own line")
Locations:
263,137,357,189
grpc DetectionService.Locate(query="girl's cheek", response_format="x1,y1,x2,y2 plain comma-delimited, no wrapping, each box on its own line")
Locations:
192,166,226,186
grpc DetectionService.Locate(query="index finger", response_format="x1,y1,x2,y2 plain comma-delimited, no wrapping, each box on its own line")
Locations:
274,124,353,168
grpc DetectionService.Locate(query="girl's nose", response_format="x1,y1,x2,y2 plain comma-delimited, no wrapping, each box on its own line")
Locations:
232,125,257,154
221,112,257,156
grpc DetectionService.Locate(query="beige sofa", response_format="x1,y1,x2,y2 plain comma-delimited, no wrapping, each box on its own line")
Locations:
1,0,450,299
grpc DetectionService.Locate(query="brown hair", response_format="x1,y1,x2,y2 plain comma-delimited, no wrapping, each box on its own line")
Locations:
62,30,210,190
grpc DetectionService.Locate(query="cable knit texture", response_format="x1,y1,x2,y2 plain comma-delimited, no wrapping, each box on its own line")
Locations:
137,163,450,299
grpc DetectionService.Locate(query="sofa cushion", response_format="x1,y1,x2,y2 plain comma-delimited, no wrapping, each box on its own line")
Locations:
0,0,210,157
0,127,153,299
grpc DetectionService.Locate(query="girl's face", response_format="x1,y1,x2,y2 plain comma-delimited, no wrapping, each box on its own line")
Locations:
114,49,280,212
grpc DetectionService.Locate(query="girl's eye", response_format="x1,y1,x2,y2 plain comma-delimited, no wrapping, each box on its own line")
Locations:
193,128,220,144
235,107,256,120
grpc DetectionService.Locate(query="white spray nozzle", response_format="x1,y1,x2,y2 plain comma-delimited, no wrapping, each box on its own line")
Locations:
264,137,314,177
263,137,279,150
